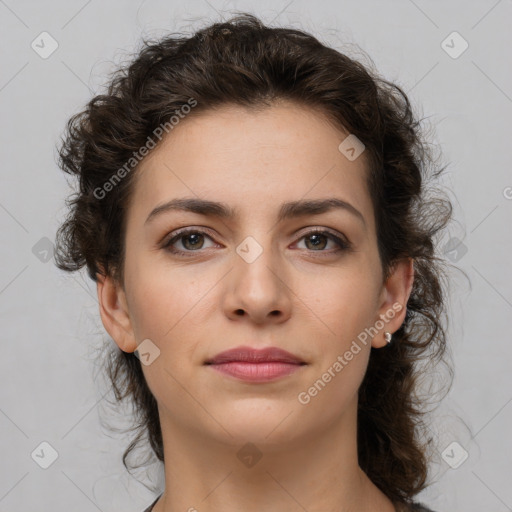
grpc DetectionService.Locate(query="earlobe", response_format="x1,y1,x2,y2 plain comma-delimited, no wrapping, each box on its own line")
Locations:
371,258,415,349
96,272,138,353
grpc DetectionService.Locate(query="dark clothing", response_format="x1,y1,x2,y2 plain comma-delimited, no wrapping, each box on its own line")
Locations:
409,503,436,511
410,503,436,512
142,493,436,511
142,494,160,512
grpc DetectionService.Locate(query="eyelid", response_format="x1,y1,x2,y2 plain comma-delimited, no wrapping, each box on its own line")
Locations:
161,226,352,255
294,226,348,242
160,225,216,245
292,227,352,251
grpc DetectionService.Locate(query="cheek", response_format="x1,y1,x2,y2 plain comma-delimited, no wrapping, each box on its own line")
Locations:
126,265,212,391
299,267,379,342
295,273,375,413
125,258,214,347
294,268,378,395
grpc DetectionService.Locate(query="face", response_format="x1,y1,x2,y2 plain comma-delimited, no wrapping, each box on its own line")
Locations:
97,101,413,447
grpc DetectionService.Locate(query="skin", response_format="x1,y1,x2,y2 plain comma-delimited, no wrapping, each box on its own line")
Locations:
96,100,414,512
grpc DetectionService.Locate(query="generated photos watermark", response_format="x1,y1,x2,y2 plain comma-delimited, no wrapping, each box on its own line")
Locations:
93,97,198,200
297,301,403,405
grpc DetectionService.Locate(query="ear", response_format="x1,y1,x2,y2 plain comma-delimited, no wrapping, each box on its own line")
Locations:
371,257,415,349
96,272,138,353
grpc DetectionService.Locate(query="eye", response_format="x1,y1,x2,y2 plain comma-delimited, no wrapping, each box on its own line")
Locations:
162,228,217,256
161,227,351,257
294,229,351,254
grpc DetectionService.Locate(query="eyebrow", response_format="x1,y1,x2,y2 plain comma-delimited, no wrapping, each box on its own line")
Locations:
145,197,366,228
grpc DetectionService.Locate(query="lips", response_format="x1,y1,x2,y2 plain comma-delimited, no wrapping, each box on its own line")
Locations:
205,345,306,382
205,346,305,365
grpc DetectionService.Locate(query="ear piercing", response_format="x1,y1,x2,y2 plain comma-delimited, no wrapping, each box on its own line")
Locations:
384,332,392,344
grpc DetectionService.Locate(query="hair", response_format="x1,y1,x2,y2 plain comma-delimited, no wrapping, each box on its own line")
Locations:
54,12,455,506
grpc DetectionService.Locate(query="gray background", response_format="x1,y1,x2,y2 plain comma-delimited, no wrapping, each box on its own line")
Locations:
1,0,511,511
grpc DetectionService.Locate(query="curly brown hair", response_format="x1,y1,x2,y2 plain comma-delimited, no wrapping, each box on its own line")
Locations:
54,12,454,506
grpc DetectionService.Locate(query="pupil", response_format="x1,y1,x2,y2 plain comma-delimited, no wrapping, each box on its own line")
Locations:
185,233,202,249
308,234,325,250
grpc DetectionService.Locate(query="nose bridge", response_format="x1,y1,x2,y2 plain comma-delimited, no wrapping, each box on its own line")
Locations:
235,230,281,291
225,228,291,322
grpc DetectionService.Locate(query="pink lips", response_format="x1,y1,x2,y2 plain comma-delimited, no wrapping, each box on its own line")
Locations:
205,346,306,382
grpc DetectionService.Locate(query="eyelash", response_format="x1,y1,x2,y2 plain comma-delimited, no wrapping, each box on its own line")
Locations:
161,227,351,257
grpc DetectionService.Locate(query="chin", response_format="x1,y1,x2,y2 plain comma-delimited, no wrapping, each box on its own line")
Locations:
211,402,307,445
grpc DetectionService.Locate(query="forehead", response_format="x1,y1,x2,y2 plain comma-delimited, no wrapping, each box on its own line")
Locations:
128,101,374,228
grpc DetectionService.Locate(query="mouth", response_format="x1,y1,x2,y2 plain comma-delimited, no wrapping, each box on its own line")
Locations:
204,346,307,382
204,345,306,365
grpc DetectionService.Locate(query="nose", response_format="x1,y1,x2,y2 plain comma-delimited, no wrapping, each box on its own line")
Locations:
222,240,293,325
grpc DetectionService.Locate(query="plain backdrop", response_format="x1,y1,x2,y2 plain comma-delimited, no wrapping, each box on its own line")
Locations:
1,1,511,511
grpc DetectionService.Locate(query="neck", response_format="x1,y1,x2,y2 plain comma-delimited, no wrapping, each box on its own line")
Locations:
152,395,396,512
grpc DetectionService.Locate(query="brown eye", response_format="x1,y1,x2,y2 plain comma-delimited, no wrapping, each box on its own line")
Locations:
304,232,329,250
162,229,216,256
180,232,205,250
295,229,351,254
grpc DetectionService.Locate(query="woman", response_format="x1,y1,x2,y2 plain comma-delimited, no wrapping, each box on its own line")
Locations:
55,13,453,512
